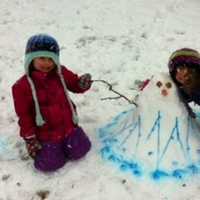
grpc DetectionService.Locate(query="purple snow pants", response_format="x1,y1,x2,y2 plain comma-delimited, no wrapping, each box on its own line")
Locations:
34,127,91,172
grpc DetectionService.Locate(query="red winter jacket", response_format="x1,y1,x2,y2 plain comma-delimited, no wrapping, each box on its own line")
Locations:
12,66,89,143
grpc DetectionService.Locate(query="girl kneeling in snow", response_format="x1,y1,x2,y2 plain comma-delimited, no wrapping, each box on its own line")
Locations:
12,34,92,172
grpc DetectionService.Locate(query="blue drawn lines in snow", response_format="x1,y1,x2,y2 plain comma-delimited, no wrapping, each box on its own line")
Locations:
0,137,17,160
100,145,142,177
98,109,200,181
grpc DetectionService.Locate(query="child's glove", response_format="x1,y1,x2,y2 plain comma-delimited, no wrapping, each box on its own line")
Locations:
25,137,42,158
79,73,92,90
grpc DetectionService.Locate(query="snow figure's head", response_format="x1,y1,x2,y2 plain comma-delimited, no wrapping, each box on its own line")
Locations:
136,72,188,117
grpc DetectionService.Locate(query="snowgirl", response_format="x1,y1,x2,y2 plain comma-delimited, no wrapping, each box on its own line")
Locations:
12,34,92,172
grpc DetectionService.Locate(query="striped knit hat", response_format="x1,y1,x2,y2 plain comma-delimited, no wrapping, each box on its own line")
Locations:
168,48,200,82
25,34,78,126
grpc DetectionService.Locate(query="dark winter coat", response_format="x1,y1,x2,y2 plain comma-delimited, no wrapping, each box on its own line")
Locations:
12,66,88,142
178,87,200,105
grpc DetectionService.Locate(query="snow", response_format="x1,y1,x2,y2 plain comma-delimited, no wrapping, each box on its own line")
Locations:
1,0,200,199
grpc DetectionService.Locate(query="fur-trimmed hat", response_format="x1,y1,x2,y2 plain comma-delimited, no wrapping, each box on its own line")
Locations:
25,34,78,126
25,34,60,74
168,48,200,81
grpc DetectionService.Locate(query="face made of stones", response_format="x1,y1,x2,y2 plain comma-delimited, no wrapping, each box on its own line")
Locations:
137,73,180,105
156,80,172,97
135,72,188,118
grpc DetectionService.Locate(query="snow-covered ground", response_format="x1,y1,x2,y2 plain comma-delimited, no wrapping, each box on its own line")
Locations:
1,0,200,199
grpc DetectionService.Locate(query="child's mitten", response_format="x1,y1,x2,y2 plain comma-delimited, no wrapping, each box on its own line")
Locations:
25,137,42,158
79,73,92,90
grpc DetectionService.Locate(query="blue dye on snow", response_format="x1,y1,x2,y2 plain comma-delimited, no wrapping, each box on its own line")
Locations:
188,164,199,174
98,109,200,181
152,170,169,180
172,169,187,179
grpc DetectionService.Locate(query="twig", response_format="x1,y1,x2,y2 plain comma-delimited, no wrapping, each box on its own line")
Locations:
101,96,121,101
92,79,138,106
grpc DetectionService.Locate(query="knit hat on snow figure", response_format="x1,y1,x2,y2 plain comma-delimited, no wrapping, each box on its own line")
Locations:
25,34,78,126
168,48,200,83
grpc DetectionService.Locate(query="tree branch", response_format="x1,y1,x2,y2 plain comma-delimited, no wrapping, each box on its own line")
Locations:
92,79,138,107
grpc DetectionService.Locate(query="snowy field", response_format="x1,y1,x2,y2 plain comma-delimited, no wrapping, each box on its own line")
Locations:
1,0,200,199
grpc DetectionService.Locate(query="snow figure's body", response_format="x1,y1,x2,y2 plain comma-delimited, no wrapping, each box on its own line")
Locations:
98,72,200,180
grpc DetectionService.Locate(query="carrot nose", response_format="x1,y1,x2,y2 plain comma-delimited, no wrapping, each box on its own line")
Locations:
161,89,168,96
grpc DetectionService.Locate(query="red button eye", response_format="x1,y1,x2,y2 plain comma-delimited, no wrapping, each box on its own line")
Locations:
156,81,162,87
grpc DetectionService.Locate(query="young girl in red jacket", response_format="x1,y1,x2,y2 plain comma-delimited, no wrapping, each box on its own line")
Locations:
12,34,92,172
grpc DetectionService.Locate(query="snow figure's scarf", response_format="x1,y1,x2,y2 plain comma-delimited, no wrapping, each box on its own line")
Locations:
98,72,200,181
